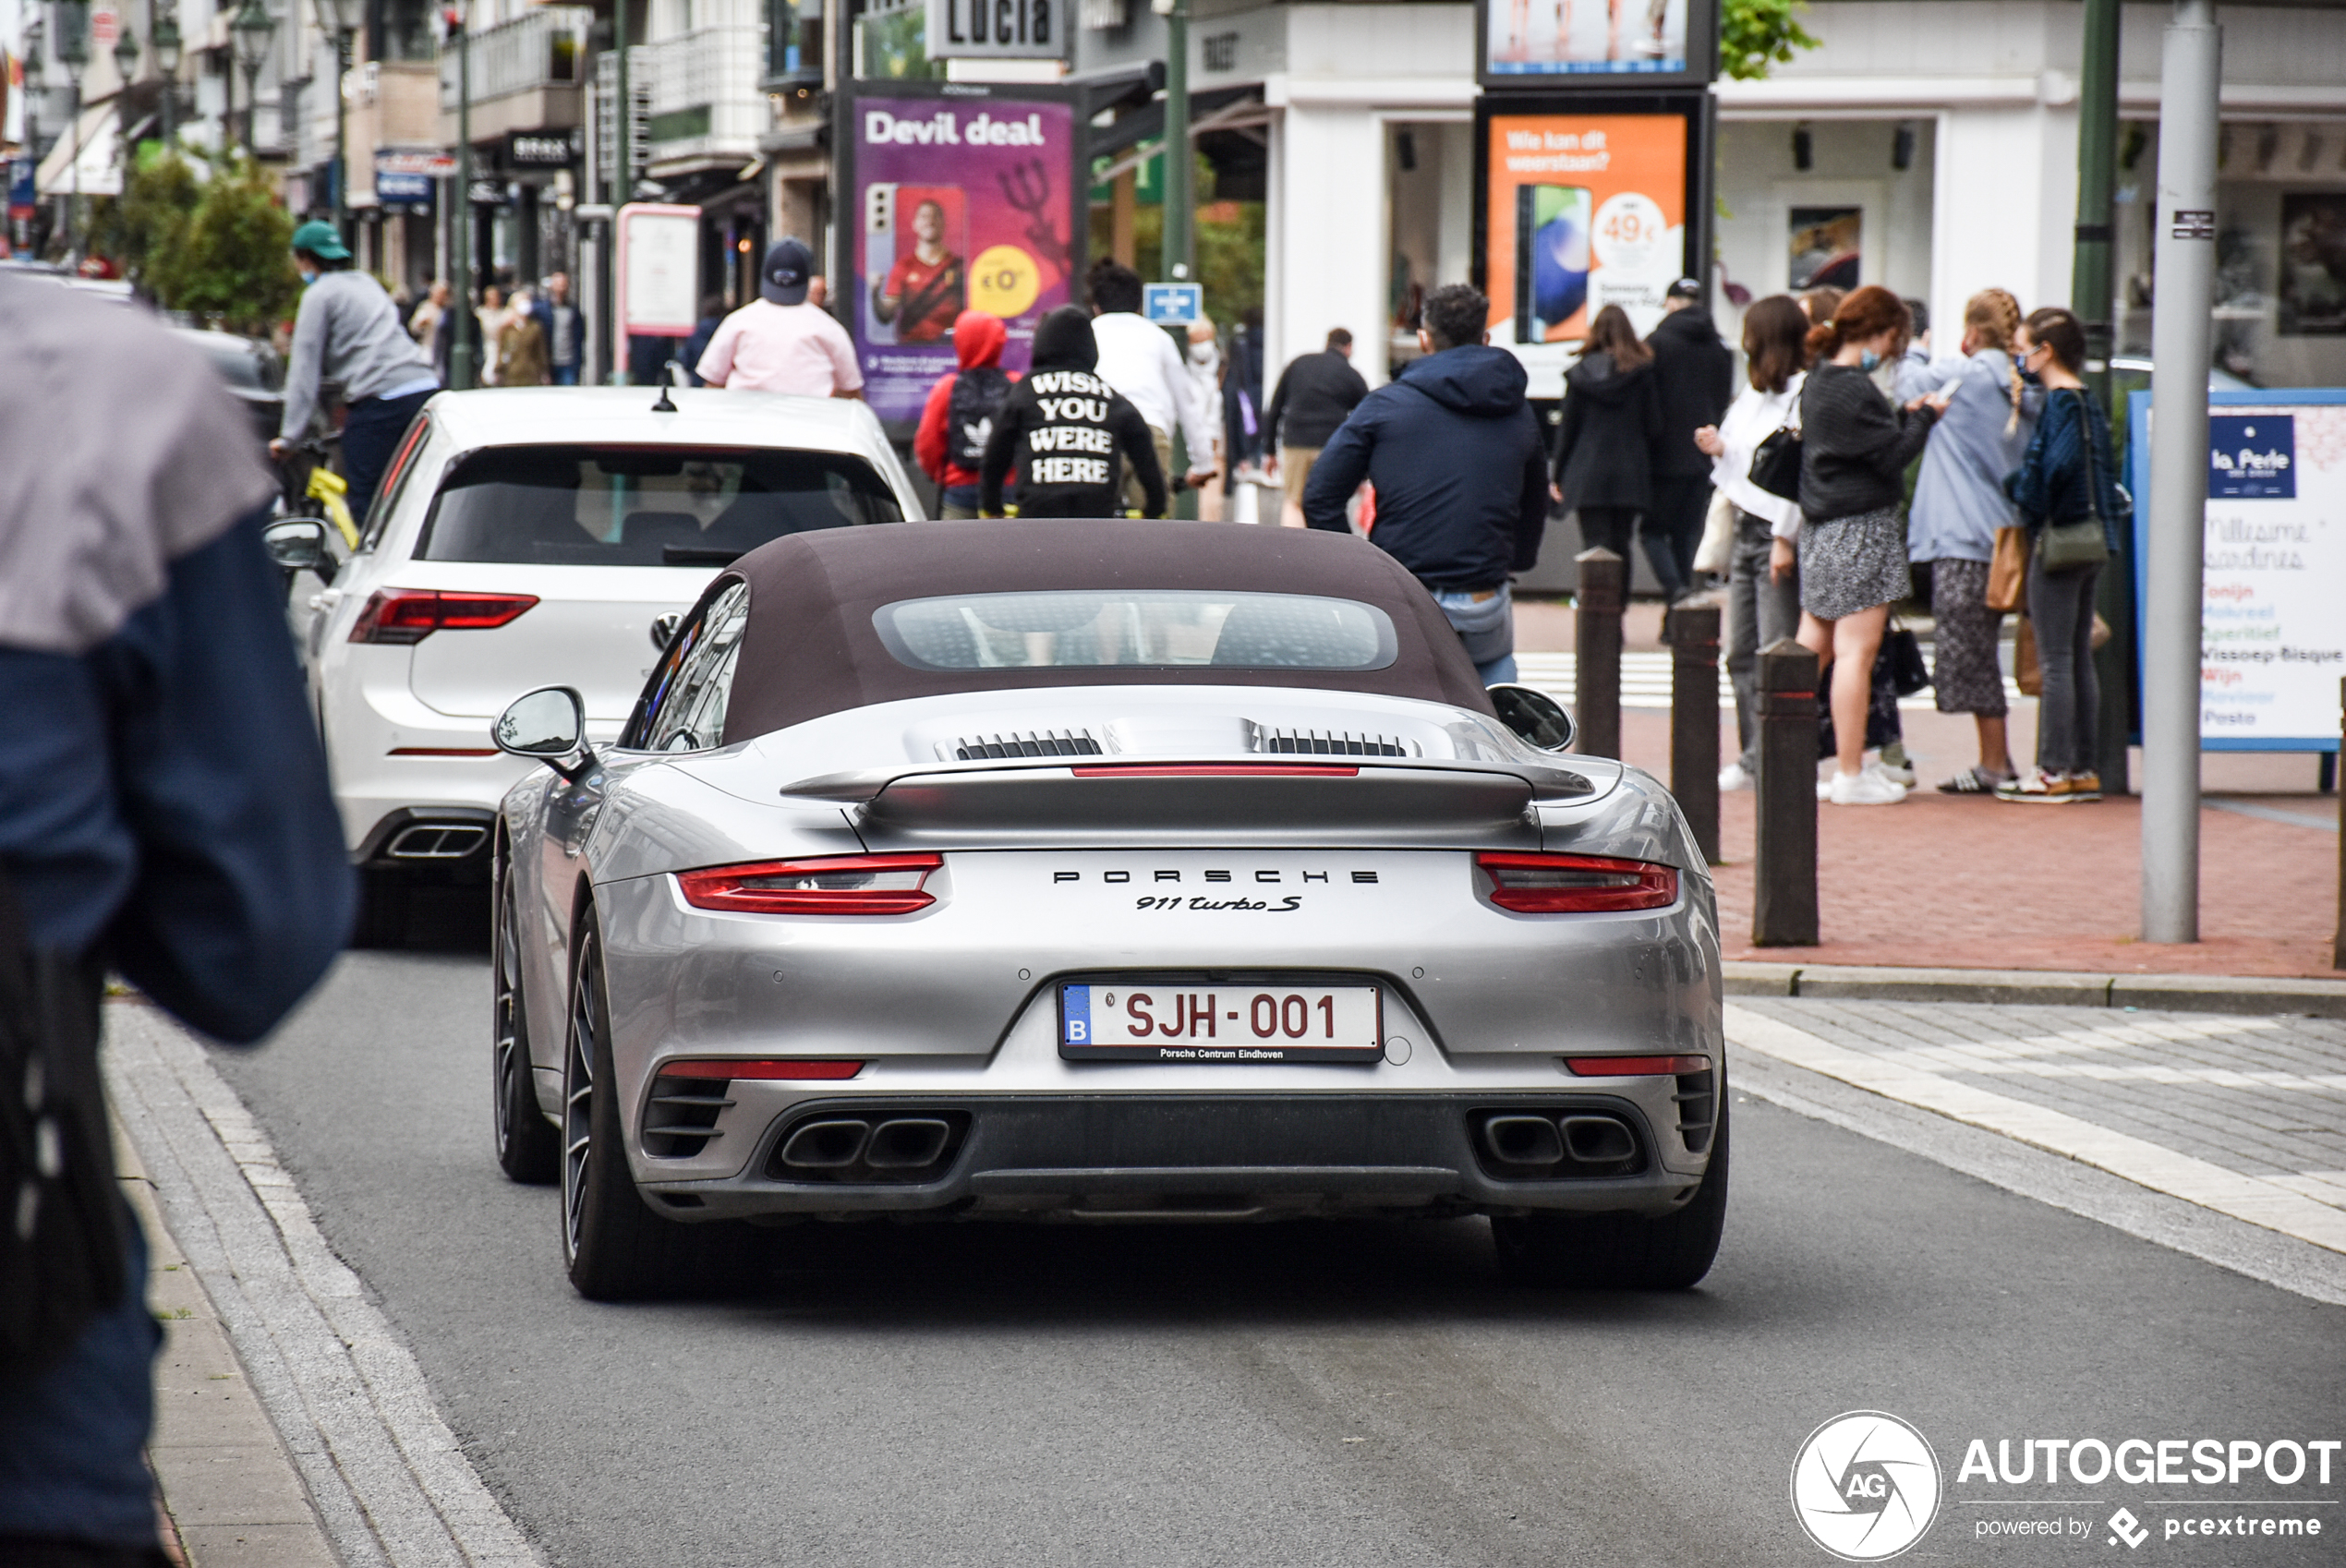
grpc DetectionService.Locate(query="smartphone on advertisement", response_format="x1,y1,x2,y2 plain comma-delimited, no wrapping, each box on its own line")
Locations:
866,185,969,348
1514,184,1590,344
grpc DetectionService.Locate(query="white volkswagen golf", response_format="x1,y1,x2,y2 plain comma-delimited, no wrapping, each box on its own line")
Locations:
271,387,923,942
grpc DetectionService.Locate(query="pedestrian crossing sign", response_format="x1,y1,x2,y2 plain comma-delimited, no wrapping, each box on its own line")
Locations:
1143,283,1203,326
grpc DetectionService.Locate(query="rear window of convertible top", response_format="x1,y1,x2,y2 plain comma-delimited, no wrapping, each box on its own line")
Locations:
417,444,901,566
871,590,1398,672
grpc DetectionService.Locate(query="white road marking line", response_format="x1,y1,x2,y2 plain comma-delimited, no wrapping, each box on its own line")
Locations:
107,1006,546,1568
1511,651,2025,712
1726,1002,2346,1255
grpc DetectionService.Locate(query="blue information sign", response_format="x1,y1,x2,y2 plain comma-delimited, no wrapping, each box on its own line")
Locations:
1143,282,1203,326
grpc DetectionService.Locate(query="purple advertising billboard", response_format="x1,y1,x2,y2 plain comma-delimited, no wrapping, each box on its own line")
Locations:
843,83,1084,428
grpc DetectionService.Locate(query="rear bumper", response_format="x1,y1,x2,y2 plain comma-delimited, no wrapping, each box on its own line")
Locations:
635,1090,1712,1222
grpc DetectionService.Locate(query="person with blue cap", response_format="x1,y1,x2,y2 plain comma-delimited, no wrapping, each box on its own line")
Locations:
272,219,441,525
695,237,864,399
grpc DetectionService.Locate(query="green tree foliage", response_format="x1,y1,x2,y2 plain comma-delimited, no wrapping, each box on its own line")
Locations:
1720,0,1820,80
163,153,301,336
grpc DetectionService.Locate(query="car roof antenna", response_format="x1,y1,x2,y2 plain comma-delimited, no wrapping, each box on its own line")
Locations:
651,359,684,413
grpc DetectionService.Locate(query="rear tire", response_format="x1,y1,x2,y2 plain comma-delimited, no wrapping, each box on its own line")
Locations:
560,913,747,1300
491,870,560,1184
1491,1103,1729,1290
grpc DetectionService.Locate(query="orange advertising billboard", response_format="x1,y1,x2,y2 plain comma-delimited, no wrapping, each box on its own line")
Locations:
1479,103,1695,396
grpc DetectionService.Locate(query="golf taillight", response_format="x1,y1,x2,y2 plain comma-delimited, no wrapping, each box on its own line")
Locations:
1475,852,1677,913
658,1059,865,1080
676,854,943,915
349,588,539,644
1564,1055,1711,1077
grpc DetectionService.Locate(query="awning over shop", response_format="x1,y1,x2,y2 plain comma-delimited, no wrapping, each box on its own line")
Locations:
36,98,123,198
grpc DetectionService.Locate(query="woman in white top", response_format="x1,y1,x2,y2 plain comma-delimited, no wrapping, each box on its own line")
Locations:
1694,294,1808,790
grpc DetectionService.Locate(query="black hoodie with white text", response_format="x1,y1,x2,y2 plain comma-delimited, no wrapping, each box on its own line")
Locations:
978,306,1167,518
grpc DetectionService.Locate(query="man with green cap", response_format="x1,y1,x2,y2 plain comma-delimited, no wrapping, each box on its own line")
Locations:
273,220,441,525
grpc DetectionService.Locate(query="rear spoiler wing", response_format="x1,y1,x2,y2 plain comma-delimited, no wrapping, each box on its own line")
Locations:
780,758,1598,850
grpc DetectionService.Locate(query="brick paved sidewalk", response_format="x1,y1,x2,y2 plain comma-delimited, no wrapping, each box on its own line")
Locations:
1730,997,2346,1255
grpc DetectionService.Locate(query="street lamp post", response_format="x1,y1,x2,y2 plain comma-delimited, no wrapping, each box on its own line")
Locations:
56,1,89,267
448,2,476,390
113,26,140,146
231,0,277,159
152,12,182,147
21,37,43,257
312,0,363,243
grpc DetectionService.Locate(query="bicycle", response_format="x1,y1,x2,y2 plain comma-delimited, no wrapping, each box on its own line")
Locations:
276,433,359,550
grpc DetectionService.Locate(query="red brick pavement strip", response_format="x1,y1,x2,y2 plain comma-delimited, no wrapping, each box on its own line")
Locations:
1606,709,2342,980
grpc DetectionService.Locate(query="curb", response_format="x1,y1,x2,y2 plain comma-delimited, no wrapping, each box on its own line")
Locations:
1722,961,2346,1019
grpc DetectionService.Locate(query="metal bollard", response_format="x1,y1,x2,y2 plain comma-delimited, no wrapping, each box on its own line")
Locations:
1753,638,1820,947
1573,548,1625,760
1667,603,1722,864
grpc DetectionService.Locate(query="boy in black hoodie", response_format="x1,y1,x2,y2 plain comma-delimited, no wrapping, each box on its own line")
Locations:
978,306,1167,519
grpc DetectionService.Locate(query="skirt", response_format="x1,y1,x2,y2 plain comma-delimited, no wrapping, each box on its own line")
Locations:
1797,506,1912,621
1928,556,2009,717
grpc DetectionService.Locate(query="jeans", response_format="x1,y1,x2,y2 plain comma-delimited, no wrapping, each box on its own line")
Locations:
2027,553,2101,776
550,363,580,386
342,388,435,527
1577,505,1686,600
1724,511,1801,772
1431,584,1516,684
0,1215,162,1551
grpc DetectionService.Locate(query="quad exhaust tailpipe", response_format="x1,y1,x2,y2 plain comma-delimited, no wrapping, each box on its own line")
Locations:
1472,1110,1643,1178
769,1112,970,1182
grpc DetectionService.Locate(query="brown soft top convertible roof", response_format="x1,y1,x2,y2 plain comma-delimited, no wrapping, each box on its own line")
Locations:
718,520,1497,742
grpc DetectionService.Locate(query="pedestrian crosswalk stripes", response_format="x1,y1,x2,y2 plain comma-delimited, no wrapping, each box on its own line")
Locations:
1510,652,2026,712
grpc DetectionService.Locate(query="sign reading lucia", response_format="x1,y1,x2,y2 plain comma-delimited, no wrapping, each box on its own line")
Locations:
925,0,1060,57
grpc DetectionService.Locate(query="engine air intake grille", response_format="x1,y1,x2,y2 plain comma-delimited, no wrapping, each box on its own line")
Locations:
1255,729,1415,757
948,730,1105,761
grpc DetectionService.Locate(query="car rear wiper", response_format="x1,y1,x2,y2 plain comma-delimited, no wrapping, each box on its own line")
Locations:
661,544,744,567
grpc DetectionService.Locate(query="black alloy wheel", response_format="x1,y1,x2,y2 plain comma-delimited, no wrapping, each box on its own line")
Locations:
560,911,746,1300
491,866,560,1183
1491,1101,1731,1290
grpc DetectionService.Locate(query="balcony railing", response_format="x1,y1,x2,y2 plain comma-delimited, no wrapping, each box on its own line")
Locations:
592,24,766,169
439,6,592,111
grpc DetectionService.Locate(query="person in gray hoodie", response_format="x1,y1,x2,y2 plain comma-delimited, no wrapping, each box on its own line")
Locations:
272,220,441,525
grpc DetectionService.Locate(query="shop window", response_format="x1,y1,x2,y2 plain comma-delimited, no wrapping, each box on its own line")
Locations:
768,0,824,86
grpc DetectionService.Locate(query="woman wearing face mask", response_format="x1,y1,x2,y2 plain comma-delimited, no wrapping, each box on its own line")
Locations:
1997,307,2125,802
1785,285,1949,805
1906,288,2036,793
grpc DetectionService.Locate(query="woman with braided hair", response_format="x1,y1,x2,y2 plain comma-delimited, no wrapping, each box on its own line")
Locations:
1782,285,1950,806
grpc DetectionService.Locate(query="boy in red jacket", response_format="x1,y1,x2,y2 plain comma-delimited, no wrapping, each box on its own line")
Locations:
914,309,1016,518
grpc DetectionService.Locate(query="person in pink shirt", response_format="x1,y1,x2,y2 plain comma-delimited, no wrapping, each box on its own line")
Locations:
694,238,865,399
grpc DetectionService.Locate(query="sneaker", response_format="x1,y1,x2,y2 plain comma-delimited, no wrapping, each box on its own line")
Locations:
1994,769,2065,802
1718,761,1751,792
1827,768,1907,805
2062,771,2103,802
1865,757,1917,790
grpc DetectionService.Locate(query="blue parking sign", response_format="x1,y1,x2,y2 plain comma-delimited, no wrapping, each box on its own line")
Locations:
1143,283,1203,326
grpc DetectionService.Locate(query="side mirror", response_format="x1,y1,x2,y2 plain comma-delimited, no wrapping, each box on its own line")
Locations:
262,517,331,573
493,686,594,779
1487,682,1576,754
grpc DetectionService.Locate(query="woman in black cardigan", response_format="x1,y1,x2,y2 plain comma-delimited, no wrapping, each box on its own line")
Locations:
1552,306,1668,592
1785,286,1949,805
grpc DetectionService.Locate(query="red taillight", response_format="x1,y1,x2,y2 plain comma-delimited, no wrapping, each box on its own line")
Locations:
1476,852,1677,913
1069,764,1360,778
676,854,943,916
349,588,538,644
1564,1055,1711,1077
658,1059,865,1080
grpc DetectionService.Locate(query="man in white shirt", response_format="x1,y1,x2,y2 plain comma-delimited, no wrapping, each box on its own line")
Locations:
695,238,864,399
1085,259,1217,511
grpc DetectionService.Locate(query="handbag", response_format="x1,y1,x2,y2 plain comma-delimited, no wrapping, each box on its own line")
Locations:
1749,426,1803,503
1691,487,1735,576
2013,614,2042,697
0,867,125,1377
1885,620,1932,697
1985,526,2028,611
2038,396,2113,573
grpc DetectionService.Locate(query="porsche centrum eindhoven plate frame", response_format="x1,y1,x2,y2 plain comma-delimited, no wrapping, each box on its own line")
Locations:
1059,975,1386,1064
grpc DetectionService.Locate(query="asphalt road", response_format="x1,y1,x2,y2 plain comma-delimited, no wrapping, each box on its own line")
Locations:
210,946,2346,1567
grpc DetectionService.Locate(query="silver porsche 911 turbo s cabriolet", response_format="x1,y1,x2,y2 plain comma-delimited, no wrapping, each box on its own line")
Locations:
489,520,1725,1299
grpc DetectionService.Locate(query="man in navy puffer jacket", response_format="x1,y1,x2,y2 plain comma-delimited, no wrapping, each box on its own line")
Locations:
1300,283,1548,682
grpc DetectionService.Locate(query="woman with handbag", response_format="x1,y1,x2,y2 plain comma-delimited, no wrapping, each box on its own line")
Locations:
1693,294,1808,790
1906,288,2037,793
1997,307,2125,802
1784,286,1949,805
1552,305,1669,593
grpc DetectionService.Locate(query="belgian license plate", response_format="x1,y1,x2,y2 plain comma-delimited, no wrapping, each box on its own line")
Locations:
1059,983,1384,1064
